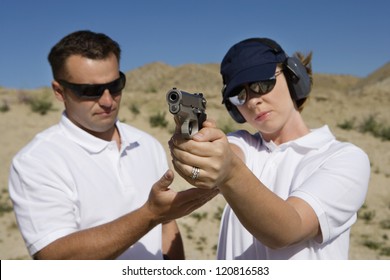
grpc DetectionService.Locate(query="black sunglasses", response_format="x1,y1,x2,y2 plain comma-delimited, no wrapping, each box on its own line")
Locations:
58,71,126,99
228,70,282,106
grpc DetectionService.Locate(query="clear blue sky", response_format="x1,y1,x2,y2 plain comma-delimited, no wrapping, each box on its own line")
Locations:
1,0,389,89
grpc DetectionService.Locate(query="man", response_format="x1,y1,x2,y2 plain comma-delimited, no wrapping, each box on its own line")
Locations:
9,30,217,259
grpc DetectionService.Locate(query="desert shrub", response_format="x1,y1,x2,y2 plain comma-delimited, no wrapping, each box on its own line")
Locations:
190,211,208,222
358,208,376,223
195,236,207,252
363,240,382,250
379,126,390,141
0,100,10,112
380,219,390,229
337,118,356,130
129,103,140,115
346,115,390,141
0,203,13,215
181,223,193,240
0,189,13,215
380,247,390,256
213,206,224,221
30,95,53,115
149,111,168,128
357,114,390,141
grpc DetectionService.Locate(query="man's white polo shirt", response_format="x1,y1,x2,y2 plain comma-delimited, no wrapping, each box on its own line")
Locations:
9,113,168,259
217,126,370,259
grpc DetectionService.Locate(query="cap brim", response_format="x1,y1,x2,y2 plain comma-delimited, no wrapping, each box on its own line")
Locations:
223,63,277,101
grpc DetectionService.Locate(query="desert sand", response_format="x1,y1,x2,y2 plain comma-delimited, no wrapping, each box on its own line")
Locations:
1,62,389,260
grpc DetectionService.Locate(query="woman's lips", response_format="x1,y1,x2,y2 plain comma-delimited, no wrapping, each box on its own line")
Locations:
255,111,271,122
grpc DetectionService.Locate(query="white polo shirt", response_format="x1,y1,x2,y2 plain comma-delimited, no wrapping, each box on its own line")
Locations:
9,113,168,259
217,126,370,259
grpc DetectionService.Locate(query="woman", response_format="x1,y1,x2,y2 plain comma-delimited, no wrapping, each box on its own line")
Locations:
169,38,370,259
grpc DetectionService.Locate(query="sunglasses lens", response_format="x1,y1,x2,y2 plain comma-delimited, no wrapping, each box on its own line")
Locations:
229,87,247,106
107,74,126,94
80,85,102,98
249,79,276,95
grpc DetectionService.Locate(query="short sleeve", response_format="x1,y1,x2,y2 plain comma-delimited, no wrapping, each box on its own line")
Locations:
9,152,78,255
227,130,262,164
291,144,370,243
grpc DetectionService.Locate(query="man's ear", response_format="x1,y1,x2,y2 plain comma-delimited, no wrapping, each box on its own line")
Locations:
52,80,65,102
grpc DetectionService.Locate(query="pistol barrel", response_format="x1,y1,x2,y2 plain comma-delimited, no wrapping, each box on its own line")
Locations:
166,88,207,139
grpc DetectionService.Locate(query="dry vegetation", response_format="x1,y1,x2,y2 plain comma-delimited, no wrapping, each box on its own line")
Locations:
1,61,390,259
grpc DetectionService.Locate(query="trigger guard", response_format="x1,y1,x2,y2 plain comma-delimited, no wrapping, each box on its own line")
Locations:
181,120,191,139
181,119,198,139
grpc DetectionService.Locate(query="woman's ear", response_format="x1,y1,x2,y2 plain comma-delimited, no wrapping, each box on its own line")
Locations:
52,80,65,102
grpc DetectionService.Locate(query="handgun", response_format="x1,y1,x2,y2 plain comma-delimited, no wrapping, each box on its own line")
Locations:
166,88,207,139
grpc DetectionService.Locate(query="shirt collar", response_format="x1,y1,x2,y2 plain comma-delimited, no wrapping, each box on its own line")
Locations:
59,112,142,154
260,125,335,152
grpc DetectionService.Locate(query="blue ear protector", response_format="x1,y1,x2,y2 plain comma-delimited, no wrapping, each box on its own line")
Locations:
223,38,311,123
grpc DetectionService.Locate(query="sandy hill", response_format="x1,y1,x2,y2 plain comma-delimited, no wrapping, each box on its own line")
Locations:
0,62,389,259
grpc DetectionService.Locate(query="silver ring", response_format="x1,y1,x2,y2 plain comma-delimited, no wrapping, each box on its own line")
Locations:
190,166,200,180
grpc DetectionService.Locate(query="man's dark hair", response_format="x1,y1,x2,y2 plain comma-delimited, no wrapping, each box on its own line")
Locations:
48,30,121,80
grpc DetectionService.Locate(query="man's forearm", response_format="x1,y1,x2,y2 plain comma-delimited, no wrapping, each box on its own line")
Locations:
34,204,158,260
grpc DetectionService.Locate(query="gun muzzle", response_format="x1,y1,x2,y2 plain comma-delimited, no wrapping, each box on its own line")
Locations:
167,89,181,114
166,88,207,139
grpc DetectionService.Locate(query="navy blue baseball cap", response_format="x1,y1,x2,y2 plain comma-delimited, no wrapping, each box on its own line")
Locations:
221,38,287,102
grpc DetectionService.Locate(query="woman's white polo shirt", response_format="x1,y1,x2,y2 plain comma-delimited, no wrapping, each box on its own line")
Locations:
217,126,370,259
